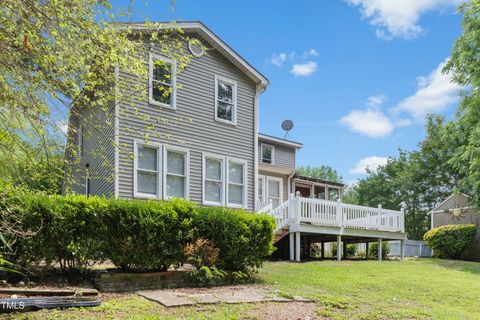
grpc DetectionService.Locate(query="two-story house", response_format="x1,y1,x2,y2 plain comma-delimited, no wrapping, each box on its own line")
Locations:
64,21,406,262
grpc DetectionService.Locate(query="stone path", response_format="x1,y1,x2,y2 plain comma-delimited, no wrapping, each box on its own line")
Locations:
137,285,311,307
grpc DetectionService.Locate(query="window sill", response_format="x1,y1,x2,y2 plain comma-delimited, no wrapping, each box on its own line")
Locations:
214,117,237,127
149,99,176,110
134,193,160,200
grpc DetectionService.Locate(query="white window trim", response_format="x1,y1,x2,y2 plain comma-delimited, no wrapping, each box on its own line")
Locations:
149,52,177,110
163,145,190,200
266,176,283,206
78,123,83,158
257,175,266,204
226,157,248,209
214,75,237,126
202,152,226,206
261,143,275,165
133,139,162,199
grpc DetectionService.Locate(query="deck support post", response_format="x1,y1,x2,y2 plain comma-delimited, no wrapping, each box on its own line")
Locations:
365,242,369,260
378,238,383,261
295,232,301,262
321,242,325,259
289,233,294,261
336,235,342,261
400,239,405,260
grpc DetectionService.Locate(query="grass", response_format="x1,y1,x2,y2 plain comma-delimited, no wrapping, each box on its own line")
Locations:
4,258,480,319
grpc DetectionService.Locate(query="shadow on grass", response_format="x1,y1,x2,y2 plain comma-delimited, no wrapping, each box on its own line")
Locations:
425,258,480,275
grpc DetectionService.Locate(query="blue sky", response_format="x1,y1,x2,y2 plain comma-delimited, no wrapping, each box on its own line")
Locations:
110,0,464,183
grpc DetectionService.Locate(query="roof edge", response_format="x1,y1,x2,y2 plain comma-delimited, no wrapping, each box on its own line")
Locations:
258,133,303,149
111,21,269,88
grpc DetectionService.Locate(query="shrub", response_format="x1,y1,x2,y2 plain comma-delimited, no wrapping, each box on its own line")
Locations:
423,224,477,259
192,206,275,272
184,238,220,269
368,242,389,260
0,185,275,273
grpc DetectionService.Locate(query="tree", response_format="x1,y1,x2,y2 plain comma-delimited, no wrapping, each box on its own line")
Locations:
0,1,193,192
443,0,480,207
297,165,343,183
349,116,464,240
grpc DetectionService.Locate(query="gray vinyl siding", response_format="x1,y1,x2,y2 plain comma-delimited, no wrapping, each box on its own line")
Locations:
259,141,296,169
63,102,116,197
116,37,257,209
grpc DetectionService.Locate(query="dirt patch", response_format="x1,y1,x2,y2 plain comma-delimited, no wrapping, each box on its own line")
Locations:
248,302,320,320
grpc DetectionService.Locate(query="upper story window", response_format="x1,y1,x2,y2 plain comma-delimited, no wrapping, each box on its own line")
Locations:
261,144,274,164
149,53,176,109
134,142,161,199
215,75,237,125
164,146,189,199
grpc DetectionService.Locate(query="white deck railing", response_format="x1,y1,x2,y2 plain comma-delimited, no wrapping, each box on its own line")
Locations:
265,193,404,233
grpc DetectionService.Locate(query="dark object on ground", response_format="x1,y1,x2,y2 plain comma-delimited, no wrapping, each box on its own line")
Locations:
0,288,99,297
0,296,101,313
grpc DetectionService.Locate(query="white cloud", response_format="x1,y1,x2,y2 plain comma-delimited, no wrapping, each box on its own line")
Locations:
291,61,318,77
366,94,386,107
303,48,319,58
392,59,462,119
346,0,462,39
341,108,393,138
270,53,287,67
56,120,68,134
350,156,389,174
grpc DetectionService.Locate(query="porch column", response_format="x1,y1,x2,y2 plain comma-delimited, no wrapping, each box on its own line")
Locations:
365,242,369,260
400,239,405,260
321,242,325,259
289,233,294,261
336,235,342,261
378,238,383,261
295,232,301,262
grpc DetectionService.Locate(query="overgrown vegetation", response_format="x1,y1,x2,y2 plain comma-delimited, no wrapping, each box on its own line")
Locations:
0,184,275,274
424,224,477,259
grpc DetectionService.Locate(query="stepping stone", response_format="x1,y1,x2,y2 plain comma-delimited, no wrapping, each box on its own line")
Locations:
194,294,220,304
137,290,194,307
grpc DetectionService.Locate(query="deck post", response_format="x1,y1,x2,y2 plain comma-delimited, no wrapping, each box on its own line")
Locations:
378,238,383,261
289,233,294,261
365,242,369,260
336,235,342,261
400,239,405,260
321,242,325,259
295,232,301,262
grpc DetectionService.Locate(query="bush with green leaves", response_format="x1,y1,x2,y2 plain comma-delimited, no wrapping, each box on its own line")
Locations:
0,185,275,273
368,242,390,260
423,224,477,259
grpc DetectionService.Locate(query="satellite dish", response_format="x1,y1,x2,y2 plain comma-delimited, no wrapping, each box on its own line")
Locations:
281,120,294,139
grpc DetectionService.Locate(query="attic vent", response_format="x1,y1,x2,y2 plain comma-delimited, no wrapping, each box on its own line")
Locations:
188,38,205,57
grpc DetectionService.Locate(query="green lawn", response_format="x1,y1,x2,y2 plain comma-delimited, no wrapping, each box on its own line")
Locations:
6,259,480,319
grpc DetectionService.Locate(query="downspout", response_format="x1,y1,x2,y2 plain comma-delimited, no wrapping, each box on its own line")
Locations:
287,169,296,198
254,83,267,211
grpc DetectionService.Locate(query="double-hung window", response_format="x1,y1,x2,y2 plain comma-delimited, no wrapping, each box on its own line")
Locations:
203,155,224,205
164,147,189,199
203,154,247,208
261,144,274,164
149,53,176,109
134,141,160,198
227,159,247,207
214,76,237,125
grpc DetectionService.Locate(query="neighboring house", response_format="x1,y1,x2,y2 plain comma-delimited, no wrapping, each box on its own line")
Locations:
429,193,480,261
64,21,407,262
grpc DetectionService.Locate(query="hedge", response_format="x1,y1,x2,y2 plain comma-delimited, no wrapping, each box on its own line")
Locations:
423,224,477,259
0,185,275,272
